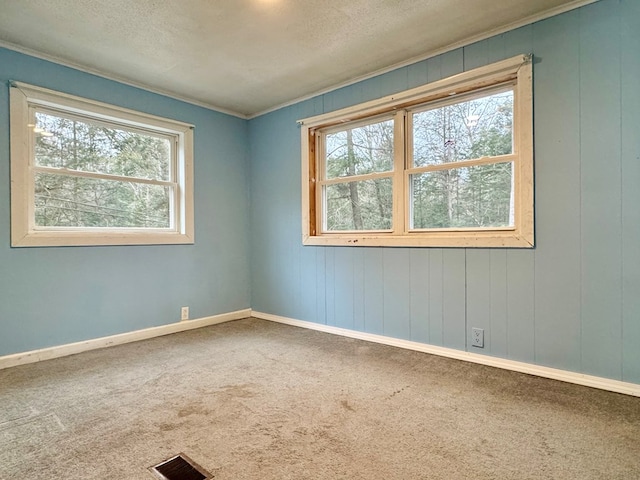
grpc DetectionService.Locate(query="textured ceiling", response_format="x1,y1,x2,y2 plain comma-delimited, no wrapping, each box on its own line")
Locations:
0,0,594,117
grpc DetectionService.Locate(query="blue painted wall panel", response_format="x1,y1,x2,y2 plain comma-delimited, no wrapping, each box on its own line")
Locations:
334,247,355,331
409,249,429,344
0,49,251,356
5,0,636,387
489,250,508,358
248,0,640,384
363,249,384,335
579,2,623,380
621,0,640,384
532,11,582,373
466,250,492,353
427,249,445,346
382,249,411,340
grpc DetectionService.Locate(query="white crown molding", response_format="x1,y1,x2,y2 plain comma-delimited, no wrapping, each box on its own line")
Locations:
1,0,598,120
0,40,249,120
248,0,599,119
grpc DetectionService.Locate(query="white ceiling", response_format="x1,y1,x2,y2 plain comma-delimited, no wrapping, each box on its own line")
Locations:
0,0,594,118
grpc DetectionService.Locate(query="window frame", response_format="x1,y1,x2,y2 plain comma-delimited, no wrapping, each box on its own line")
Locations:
300,54,534,248
9,82,195,247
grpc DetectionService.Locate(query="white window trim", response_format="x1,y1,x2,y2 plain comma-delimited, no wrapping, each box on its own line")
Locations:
9,82,195,247
299,54,534,248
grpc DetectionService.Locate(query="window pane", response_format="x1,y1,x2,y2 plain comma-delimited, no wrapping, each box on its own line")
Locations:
411,162,513,229
35,173,170,228
413,90,513,167
325,119,394,179
35,111,172,181
325,178,392,231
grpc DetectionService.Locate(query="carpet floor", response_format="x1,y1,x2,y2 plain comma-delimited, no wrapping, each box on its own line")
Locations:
0,317,639,479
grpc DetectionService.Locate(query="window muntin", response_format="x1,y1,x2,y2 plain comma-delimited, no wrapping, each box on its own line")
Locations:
10,82,194,247
300,55,533,248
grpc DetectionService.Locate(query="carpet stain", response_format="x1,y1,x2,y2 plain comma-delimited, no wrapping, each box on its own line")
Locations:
218,383,256,398
388,385,410,399
177,404,211,418
158,423,179,432
340,399,355,412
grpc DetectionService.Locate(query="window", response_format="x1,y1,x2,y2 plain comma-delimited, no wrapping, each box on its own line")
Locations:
10,82,194,247
301,55,533,247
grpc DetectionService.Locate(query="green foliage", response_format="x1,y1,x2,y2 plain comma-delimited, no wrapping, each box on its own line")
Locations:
34,112,172,228
322,89,515,232
325,119,394,230
411,90,514,229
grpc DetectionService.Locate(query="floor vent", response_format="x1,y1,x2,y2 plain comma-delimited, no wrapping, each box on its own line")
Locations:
149,453,211,480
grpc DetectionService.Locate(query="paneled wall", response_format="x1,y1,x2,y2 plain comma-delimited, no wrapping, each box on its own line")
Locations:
249,0,640,384
0,49,251,356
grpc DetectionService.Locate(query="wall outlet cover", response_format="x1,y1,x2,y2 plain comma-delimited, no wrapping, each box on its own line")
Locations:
472,328,484,348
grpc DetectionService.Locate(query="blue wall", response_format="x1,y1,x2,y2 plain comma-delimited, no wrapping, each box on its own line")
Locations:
0,48,251,356
249,0,640,385
1,0,638,387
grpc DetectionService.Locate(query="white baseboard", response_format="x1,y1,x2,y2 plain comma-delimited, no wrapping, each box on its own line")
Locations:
0,308,251,370
252,310,640,398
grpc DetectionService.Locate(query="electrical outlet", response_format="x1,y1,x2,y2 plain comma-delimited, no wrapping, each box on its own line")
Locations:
471,328,484,348
181,306,189,321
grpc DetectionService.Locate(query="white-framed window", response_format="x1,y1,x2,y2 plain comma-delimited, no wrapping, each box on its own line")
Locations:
300,55,534,248
9,82,194,247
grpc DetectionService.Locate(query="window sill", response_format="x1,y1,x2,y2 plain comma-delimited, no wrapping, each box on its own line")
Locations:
303,232,534,248
11,230,195,247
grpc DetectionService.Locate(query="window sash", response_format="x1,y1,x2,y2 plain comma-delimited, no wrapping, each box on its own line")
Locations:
10,81,195,246
300,54,533,248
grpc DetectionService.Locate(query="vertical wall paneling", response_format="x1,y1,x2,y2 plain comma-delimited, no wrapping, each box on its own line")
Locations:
579,2,623,380
442,250,466,350
428,249,445,346
439,48,464,79
532,11,582,372
426,54,442,84
409,249,430,344
406,59,428,90
484,34,507,64
506,251,535,363
353,248,365,332
489,250,508,357
382,249,411,340
334,248,355,330
620,0,640,384
500,24,534,60
315,247,327,324
363,249,384,335
466,250,492,353
534,11,581,370
325,248,336,326
299,246,318,323
463,40,488,71
246,0,640,386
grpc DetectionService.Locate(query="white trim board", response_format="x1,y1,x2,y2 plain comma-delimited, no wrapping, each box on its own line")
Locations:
0,309,251,370
252,311,640,398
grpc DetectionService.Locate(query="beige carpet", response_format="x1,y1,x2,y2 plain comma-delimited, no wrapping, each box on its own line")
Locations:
0,317,638,479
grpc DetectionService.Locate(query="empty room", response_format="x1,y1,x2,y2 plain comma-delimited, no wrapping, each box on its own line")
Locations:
1,0,639,478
